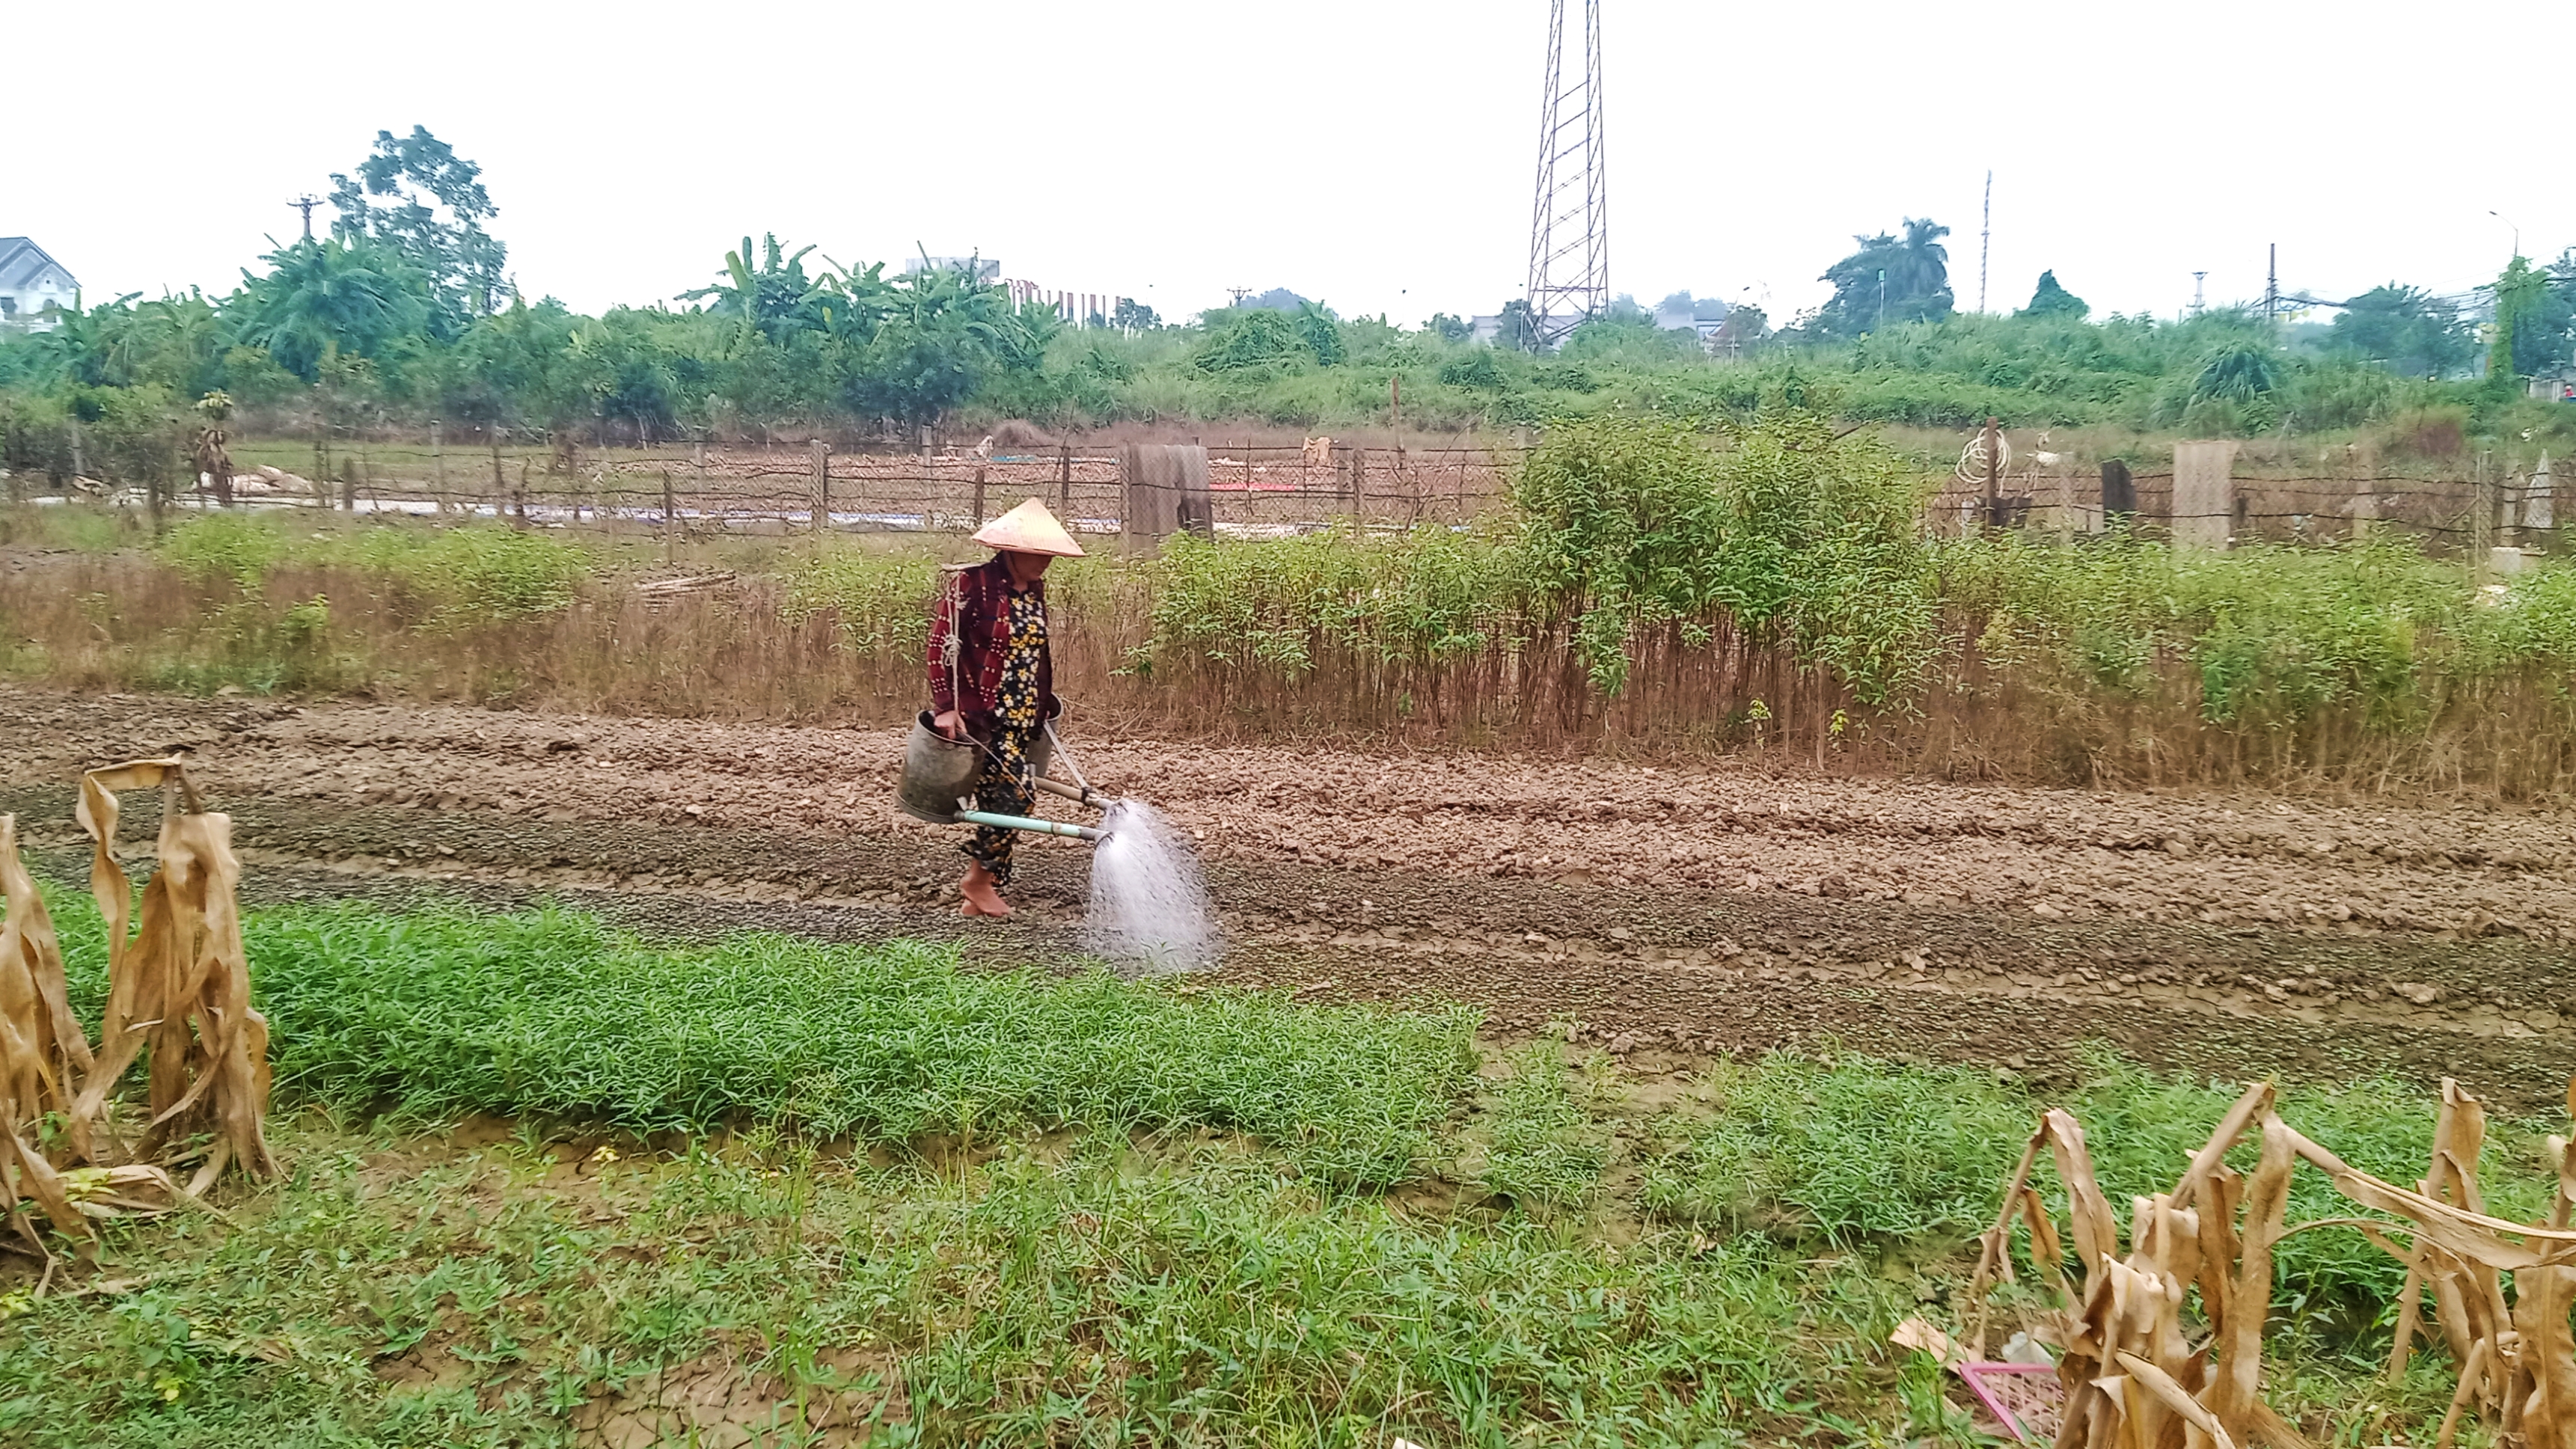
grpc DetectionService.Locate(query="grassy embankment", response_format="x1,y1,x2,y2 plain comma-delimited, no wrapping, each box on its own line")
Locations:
4,405,2575,791
4,888,2563,1445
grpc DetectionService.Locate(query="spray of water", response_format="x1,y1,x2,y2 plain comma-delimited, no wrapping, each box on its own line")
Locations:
1085,801,1221,972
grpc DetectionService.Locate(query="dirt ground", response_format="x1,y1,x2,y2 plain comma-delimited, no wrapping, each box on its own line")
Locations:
5,685,2572,1110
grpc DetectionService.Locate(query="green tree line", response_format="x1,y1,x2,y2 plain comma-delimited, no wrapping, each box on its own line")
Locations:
6,127,2575,489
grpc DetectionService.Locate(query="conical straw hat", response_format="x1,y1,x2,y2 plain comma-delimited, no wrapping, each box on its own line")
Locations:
971,497,1086,557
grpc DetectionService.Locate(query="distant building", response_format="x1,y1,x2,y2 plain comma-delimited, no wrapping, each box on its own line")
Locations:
902,255,1000,283
0,237,76,332
1001,278,1133,329
1650,294,1733,349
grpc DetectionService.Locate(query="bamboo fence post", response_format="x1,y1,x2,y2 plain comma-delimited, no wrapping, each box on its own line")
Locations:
2471,452,2492,574
691,439,706,534
972,462,988,526
661,468,676,562
1057,442,1071,512
811,436,830,535
431,420,447,513
2493,458,2514,551
1980,416,2002,533
490,432,506,520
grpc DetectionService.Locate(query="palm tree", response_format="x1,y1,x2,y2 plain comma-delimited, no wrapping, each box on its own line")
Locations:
1811,218,1955,338
1890,218,1952,313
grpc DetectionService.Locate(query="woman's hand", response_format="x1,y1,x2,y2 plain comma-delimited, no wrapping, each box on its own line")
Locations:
934,710,964,739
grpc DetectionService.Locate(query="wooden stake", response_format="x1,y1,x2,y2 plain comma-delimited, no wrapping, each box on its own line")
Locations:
1980,416,2002,533
811,436,830,534
661,468,676,563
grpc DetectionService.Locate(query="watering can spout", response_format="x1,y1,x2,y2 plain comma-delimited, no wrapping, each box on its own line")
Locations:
952,809,1103,842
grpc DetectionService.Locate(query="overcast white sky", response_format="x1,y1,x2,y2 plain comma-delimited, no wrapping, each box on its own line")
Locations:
19,1,2569,328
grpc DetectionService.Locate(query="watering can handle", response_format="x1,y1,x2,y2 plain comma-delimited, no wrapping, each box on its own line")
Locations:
1043,720,1092,794
1035,721,1115,812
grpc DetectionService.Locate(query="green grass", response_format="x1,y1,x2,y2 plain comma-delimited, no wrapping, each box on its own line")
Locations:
1638,1050,2559,1307
19,889,2527,1444
153,512,592,628
1472,1042,1609,1213
0,1121,1952,1449
55,893,1478,1189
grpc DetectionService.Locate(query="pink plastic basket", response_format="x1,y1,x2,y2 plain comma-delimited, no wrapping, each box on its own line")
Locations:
1955,1361,2063,1442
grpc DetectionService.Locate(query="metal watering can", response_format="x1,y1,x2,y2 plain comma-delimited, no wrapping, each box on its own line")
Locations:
897,712,1116,842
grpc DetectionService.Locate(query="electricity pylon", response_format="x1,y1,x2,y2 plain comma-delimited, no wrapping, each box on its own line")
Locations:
1524,0,1607,352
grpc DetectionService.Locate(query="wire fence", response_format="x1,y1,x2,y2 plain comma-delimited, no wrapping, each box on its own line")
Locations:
94,429,2571,557
1924,468,2566,551
213,437,1518,536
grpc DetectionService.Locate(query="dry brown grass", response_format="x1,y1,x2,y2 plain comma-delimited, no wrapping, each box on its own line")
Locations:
7,533,2576,800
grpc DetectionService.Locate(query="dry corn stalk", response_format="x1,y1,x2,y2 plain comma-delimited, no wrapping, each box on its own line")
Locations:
0,814,96,1240
62,759,277,1195
1966,1079,2576,1449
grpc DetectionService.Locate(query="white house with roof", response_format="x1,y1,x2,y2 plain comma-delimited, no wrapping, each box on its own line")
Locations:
0,238,76,331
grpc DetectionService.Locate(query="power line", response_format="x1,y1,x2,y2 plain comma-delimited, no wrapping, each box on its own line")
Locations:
1524,0,1607,351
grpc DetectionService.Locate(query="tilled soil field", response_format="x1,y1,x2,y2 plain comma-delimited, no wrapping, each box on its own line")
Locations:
6,685,2572,1109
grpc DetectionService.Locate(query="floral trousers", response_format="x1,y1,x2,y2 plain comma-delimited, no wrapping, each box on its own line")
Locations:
962,590,1046,886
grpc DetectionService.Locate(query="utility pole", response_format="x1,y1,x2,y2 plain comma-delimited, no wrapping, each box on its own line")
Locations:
1226,287,1252,307
2191,272,2207,316
1978,170,1992,313
1877,269,1886,333
288,194,322,241
2263,244,2279,331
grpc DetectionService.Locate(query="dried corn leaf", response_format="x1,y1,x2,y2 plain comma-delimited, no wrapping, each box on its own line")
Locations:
2,1127,83,1240
64,760,276,1189
0,815,93,1118
2114,1350,2239,1449
2513,1263,2576,1449
61,1163,186,1219
0,815,95,1240
1971,1082,2576,1449
2550,1134,2575,1234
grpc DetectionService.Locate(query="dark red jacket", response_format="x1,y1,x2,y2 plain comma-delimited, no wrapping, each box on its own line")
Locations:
926,558,1056,732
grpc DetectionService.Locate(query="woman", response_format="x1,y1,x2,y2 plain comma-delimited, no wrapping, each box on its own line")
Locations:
926,497,1085,917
